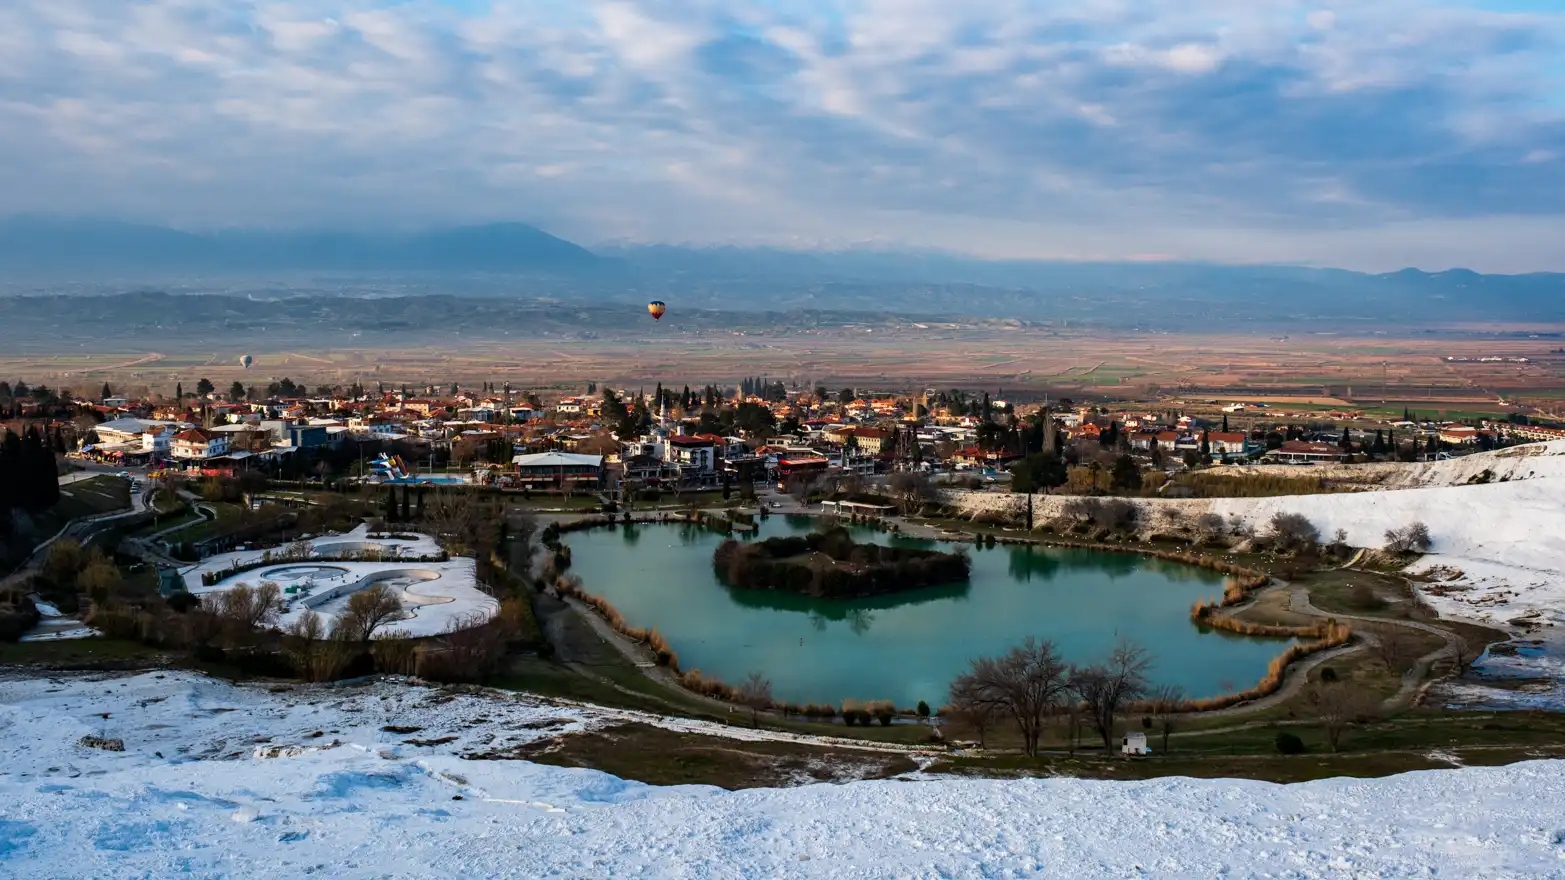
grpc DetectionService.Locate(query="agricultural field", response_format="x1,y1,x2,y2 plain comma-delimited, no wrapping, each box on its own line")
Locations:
4,328,1564,415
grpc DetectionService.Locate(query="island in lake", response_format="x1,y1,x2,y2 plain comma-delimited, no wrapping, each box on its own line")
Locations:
713,527,970,598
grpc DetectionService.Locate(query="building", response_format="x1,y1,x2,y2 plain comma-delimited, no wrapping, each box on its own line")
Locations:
95,417,187,447
1121,731,1151,757
511,452,603,491
776,453,830,488
1439,425,1480,445
1207,432,1250,456
1262,441,1348,464
1497,423,1565,443
667,435,718,477
170,428,230,460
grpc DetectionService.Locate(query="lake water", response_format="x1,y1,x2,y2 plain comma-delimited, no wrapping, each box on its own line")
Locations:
564,516,1289,708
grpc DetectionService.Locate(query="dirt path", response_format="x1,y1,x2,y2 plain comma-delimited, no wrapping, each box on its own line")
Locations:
1286,587,1464,711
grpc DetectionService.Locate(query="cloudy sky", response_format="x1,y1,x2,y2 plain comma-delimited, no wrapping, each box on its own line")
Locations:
3,0,1563,270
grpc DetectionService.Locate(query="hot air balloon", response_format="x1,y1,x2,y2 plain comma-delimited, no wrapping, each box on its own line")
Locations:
647,301,667,321
239,354,253,369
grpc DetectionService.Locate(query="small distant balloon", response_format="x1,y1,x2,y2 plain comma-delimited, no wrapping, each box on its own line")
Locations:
239,354,253,369
647,301,666,321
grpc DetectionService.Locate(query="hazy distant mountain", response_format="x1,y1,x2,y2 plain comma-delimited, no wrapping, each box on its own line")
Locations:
0,218,600,273
3,218,1564,326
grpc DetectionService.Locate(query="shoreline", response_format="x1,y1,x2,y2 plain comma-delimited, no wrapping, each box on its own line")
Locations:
552,512,1372,720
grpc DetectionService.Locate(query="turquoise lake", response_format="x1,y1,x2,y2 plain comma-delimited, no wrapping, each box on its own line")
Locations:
564,516,1288,708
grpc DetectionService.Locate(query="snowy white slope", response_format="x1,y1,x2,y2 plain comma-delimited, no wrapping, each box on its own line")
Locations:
1207,476,1565,632
4,673,1565,879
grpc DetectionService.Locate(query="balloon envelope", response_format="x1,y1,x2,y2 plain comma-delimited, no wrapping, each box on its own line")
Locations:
239,354,253,368
647,301,666,321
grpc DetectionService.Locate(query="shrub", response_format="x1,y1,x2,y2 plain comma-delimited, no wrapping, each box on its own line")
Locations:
165,591,201,613
1319,666,1338,683
1347,583,1386,611
1275,731,1306,754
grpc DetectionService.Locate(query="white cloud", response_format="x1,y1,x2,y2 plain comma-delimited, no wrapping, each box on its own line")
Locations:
0,0,1561,269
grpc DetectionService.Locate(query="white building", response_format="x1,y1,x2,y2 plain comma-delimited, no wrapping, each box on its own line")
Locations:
170,428,230,460
1121,732,1151,757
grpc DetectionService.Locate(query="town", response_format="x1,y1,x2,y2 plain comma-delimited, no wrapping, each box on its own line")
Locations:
22,376,1558,499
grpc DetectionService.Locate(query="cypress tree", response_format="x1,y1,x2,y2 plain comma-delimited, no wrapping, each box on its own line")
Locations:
416,485,426,519
401,486,412,522
384,486,399,522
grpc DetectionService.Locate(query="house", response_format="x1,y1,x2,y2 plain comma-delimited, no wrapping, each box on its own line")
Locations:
1262,441,1348,464
667,435,718,474
141,426,175,455
170,428,229,460
1207,432,1249,456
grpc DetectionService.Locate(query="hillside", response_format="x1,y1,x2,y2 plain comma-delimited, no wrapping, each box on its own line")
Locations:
1,672,1562,877
1207,440,1565,489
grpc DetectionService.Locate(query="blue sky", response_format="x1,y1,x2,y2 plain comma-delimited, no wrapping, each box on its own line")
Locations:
2,1,1563,270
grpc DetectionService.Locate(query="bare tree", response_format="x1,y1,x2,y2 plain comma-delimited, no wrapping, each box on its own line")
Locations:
887,471,936,516
424,490,489,555
202,582,282,635
1072,638,1153,753
949,637,1070,757
1306,680,1377,752
737,671,773,728
1194,513,1226,545
1372,626,1419,674
283,610,357,682
1383,522,1433,555
339,584,405,643
788,475,820,506
944,679,1002,749
1148,683,1184,755
1267,512,1320,554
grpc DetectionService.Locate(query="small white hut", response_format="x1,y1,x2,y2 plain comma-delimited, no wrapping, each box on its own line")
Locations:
1121,731,1151,758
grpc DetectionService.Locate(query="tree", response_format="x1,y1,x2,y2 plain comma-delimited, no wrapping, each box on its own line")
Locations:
1372,626,1419,673
945,676,1002,749
229,381,246,402
1384,522,1432,554
1110,454,1142,493
887,471,936,516
1148,683,1183,755
737,671,773,728
340,584,405,643
949,637,1070,757
1011,452,1067,495
176,381,183,400
1071,638,1152,753
383,486,399,522
196,378,215,396
101,382,113,401
401,486,412,522
1306,680,1377,752
1267,512,1320,554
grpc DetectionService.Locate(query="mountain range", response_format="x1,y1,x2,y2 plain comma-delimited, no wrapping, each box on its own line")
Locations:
3,217,1564,326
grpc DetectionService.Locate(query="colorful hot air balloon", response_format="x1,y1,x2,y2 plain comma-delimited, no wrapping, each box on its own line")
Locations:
647,301,666,321
239,354,253,369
